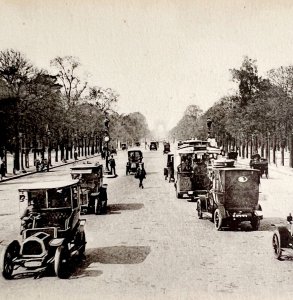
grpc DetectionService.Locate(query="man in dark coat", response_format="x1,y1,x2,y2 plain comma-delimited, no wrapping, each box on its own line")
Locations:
109,155,116,176
136,163,146,189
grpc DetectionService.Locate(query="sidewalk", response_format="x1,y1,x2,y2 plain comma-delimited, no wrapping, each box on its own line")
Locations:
237,157,293,177
0,153,101,183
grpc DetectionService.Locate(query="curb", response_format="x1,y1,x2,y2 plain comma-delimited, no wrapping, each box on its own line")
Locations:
0,154,101,183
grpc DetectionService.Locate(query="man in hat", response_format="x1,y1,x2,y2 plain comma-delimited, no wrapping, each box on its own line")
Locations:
136,163,146,189
109,154,116,176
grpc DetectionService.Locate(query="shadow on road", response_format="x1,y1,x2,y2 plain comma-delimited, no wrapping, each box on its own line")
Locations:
72,246,151,278
107,203,144,212
259,217,287,231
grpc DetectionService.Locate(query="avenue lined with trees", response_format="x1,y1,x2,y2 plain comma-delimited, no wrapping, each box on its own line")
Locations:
170,56,293,167
0,49,150,175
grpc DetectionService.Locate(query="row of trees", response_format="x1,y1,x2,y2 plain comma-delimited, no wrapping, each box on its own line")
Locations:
170,56,293,166
0,49,150,172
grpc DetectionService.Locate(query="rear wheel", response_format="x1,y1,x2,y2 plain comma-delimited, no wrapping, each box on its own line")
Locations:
54,245,70,279
176,189,182,199
78,231,86,257
94,198,102,215
251,217,260,230
272,232,282,259
214,209,223,230
0,240,20,279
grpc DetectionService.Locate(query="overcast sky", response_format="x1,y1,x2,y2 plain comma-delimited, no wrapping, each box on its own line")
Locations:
1,0,293,131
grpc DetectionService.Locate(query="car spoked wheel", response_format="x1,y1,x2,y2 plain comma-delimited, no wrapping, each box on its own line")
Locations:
272,232,282,260
214,209,223,230
0,241,20,279
54,245,70,279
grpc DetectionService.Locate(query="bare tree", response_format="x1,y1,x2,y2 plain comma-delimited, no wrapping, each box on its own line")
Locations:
88,86,119,114
50,56,87,107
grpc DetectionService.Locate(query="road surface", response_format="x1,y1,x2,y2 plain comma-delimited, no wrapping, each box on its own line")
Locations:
0,149,293,300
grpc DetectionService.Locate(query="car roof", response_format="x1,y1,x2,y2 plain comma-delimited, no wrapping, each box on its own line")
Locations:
128,149,142,152
213,168,258,172
19,179,79,191
71,163,102,170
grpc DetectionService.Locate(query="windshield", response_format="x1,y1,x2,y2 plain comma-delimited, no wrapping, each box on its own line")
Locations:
27,190,47,209
47,187,71,208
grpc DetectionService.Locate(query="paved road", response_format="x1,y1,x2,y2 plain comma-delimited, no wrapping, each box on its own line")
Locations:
1,149,293,300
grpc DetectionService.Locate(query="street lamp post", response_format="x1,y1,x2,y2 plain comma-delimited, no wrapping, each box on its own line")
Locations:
104,117,110,172
19,132,26,173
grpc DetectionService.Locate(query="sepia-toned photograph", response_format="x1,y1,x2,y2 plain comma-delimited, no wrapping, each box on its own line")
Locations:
1,0,293,299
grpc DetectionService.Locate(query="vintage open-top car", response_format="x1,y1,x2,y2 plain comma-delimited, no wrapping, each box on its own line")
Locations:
126,149,143,175
121,143,128,150
0,180,86,279
272,214,293,260
70,163,107,215
197,163,263,230
250,155,268,178
174,140,217,199
150,142,158,151
163,142,170,154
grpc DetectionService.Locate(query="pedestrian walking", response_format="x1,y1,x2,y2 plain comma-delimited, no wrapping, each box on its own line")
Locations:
136,163,146,189
109,155,116,176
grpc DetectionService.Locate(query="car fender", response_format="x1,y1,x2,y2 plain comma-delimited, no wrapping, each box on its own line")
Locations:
217,205,226,219
49,238,65,247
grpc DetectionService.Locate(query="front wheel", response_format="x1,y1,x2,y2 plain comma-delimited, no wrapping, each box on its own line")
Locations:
0,240,20,279
54,245,70,279
272,232,282,260
214,209,223,230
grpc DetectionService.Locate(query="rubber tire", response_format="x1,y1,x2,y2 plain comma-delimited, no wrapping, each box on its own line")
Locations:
102,200,108,214
197,201,203,219
0,240,20,280
214,209,223,231
251,217,260,231
54,245,70,279
94,198,102,215
78,231,86,257
176,189,182,199
272,232,282,260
